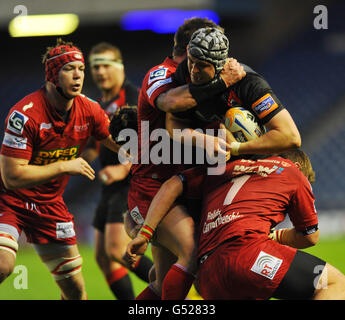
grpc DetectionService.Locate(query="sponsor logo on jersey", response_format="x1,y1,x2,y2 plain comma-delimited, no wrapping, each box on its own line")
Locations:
130,206,145,225
74,122,90,132
56,222,75,239
250,250,282,280
202,210,242,234
252,93,278,119
233,164,279,177
7,110,29,135
32,145,80,165
2,132,27,150
22,102,34,112
146,77,172,98
40,123,53,130
148,67,168,85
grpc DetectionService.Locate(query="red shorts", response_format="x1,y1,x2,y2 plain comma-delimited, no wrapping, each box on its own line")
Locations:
197,233,297,300
127,176,164,220
0,194,77,245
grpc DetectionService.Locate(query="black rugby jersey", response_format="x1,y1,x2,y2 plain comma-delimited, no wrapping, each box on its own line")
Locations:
171,60,284,127
98,79,139,190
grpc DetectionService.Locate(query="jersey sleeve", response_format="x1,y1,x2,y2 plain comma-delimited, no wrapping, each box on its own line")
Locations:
233,72,285,124
143,65,177,108
1,107,36,161
90,102,111,141
177,165,207,199
288,173,318,233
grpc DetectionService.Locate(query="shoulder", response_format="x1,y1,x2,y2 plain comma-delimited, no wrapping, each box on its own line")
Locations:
5,89,45,130
143,57,177,88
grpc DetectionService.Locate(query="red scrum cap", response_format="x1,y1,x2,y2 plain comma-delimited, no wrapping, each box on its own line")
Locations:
45,45,85,86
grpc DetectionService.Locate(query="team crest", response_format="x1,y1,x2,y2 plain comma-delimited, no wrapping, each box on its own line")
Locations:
7,110,29,135
148,68,168,85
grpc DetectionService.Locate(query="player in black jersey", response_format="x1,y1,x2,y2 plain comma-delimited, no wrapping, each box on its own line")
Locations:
164,27,301,158
82,42,153,300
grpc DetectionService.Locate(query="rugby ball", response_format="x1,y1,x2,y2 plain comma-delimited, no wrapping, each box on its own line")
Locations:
224,107,265,142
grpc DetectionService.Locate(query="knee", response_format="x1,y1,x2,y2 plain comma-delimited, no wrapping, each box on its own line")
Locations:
61,280,87,300
149,265,156,283
0,255,15,283
0,233,18,283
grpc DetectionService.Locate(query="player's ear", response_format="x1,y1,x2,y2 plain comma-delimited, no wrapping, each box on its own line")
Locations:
294,161,302,170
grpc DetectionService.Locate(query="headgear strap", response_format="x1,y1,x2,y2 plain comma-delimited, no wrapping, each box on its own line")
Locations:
89,53,124,70
45,45,85,86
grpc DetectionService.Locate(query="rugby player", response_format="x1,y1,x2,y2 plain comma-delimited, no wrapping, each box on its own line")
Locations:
0,39,123,300
125,26,301,300
81,42,153,300
125,17,246,300
126,148,345,300
166,27,301,158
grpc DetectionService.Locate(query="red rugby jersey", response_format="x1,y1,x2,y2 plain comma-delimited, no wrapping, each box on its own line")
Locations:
1,87,110,203
131,57,185,181
179,156,318,259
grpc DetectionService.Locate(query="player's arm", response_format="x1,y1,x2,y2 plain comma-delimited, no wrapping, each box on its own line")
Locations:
156,58,246,113
98,162,132,185
124,175,184,264
0,155,95,189
155,84,197,112
100,135,132,165
166,112,230,159
99,135,120,153
270,161,319,249
80,137,99,163
269,227,319,249
233,109,301,156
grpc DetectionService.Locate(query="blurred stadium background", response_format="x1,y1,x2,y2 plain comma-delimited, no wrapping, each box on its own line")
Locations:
0,0,344,299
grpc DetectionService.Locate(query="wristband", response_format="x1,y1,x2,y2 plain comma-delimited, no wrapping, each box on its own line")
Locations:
230,142,241,156
138,224,155,242
189,76,227,105
272,229,286,244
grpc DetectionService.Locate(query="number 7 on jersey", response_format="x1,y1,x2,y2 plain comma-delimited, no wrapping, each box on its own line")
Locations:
223,175,251,205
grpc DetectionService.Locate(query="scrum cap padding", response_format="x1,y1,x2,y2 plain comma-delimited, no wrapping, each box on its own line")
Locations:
188,27,229,74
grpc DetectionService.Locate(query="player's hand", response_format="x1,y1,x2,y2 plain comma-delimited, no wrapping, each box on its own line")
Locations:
204,134,230,162
220,58,246,87
63,157,95,180
124,236,149,268
268,228,277,241
219,123,237,144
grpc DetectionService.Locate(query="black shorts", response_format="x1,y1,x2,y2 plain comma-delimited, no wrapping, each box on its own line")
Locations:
272,249,326,300
92,182,130,232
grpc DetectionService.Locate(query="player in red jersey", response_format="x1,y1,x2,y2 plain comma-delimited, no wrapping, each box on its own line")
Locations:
0,38,123,300
81,42,153,300
126,18,245,300
126,149,345,300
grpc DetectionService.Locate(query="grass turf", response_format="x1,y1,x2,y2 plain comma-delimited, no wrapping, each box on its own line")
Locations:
0,236,344,300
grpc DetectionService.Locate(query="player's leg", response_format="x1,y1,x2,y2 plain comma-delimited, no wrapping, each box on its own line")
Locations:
313,263,345,300
95,227,135,300
34,243,86,300
155,204,197,300
106,187,153,284
0,225,19,283
135,244,176,300
105,221,153,282
273,249,345,300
